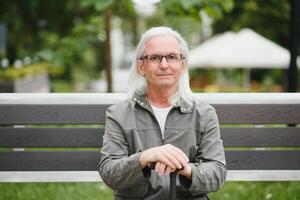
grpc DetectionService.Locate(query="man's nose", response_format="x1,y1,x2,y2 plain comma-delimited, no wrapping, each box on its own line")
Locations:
159,57,169,70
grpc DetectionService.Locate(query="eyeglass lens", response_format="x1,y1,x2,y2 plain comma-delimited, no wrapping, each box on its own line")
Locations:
147,54,182,63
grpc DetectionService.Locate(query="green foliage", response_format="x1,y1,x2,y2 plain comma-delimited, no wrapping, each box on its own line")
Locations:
81,0,114,12
212,0,290,47
80,0,136,18
37,18,101,66
0,63,63,81
0,0,87,60
34,15,104,83
145,12,201,46
159,0,234,20
50,79,74,92
144,0,234,48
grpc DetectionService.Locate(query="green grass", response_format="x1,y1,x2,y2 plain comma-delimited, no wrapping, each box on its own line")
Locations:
210,182,300,200
0,182,299,200
0,182,113,200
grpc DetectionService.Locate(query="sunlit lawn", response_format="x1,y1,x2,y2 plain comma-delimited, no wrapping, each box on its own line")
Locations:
210,182,300,200
0,182,299,200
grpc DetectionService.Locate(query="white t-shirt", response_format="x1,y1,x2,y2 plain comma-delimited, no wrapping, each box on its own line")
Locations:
150,104,172,139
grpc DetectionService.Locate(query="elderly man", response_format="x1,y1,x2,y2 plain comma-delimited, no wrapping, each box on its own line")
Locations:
99,26,227,200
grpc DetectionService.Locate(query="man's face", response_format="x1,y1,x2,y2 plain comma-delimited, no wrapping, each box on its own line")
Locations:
138,35,186,89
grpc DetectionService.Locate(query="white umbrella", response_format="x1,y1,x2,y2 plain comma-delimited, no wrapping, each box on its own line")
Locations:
188,28,292,69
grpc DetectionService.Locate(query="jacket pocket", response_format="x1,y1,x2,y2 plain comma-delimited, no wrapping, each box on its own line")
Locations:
115,182,148,198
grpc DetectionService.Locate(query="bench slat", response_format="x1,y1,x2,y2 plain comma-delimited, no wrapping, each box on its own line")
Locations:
1,171,300,182
0,104,299,125
0,128,104,148
0,151,101,171
0,105,109,125
214,104,300,124
0,151,299,171
226,150,300,170
221,127,300,147
1,127,299,148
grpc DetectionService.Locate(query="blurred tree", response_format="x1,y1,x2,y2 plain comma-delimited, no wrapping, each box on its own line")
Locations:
147,0,234,45
0,0,98,84
0,0,234,92
36,16,103,83
212,0,292,90
80,0,137,92
0,0,86,61
212,0,290,47
81,0,233,92
159,0,234,20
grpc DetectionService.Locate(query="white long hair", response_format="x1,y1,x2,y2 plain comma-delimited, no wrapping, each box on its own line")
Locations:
126,26,193,105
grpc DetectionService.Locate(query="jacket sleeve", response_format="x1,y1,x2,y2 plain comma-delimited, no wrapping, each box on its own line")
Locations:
179,106,227,194
98,108,147,190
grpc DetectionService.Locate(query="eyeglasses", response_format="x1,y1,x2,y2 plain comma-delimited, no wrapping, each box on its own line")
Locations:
139,53,185,64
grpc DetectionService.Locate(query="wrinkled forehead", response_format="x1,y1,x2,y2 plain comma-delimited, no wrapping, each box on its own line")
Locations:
144,35,182,55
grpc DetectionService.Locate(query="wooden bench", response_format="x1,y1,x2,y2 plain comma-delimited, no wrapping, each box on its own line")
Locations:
0,93,299,182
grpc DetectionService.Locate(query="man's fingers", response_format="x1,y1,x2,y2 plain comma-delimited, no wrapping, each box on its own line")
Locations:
155,162,173,176
141,144,189,170
155,162,165,175
159,156,177,169
159,151,184,169
161,147,188,168
168,145,189,162
164,166,172,175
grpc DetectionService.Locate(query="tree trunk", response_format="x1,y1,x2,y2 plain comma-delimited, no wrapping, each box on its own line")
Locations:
104,9,112,92
132,17,139,46
287,0,299,92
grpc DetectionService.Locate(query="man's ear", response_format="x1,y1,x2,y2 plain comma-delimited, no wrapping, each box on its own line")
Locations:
179,60,186,74
137,63,145,76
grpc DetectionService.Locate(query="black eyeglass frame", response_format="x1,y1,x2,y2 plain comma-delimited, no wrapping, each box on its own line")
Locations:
139,53,185,63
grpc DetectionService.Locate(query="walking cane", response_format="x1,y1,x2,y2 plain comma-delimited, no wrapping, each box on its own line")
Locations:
169,169,179,200
149,162,180,200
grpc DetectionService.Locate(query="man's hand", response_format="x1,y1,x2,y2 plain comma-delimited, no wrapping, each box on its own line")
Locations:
150,161,192,179
139,144,189,175
178,163,192,180
153,161,176,175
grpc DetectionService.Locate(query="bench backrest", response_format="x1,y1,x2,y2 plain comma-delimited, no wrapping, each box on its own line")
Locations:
0,93,299,181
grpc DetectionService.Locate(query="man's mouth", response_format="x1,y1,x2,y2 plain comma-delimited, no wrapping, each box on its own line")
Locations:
156,74,173,76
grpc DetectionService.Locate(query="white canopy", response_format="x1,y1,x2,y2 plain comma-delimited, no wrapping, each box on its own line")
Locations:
188,28,294,69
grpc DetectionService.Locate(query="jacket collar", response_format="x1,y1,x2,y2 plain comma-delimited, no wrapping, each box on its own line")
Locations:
131,92,193,114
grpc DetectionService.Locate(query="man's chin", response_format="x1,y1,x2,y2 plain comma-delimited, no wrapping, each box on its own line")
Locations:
155,80,177,88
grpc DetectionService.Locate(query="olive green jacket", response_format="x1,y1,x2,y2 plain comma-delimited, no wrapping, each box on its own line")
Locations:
99,93,227,200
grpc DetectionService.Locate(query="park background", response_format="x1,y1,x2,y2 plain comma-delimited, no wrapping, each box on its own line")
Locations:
0,0,299,199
